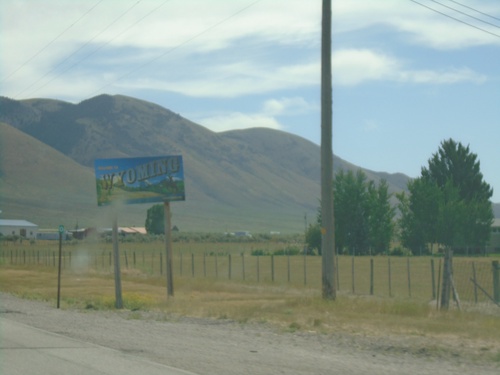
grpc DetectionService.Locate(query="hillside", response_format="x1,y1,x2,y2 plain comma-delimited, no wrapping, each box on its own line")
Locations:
2,94,495,232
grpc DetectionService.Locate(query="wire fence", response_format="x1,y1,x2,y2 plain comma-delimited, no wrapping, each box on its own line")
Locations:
1,247,499,308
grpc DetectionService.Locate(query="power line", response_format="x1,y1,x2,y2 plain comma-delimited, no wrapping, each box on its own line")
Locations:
1,0,104,83
91,0,263,97
446,0,500,22
26,0,173,98
14,0,145,98
428,0,500,29
409,0,500,39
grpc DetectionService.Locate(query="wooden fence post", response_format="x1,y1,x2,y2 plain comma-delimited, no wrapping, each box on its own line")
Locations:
191,253,195,277
271,255,275,282
388,257,392,298
257,255,260,282
407,257,412,298
287,253,291,283
242,254,245,281
472,262,478,303
215,254,218,279
440,249,452,310
203,253,207,277
370,258,374,295
336,255,339,291
493,260,500,304
351,256,355,294
431,258,436,300
303,253,307,286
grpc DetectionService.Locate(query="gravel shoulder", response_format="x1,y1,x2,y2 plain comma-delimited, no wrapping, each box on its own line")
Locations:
1,292,498,375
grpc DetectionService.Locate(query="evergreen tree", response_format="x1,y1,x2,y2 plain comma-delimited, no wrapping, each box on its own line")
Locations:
145,204,165,235
398,139,493,253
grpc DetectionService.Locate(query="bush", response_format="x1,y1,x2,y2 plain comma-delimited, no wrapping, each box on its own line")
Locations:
251,249,269,256
390,246,413,256
273,246,301,256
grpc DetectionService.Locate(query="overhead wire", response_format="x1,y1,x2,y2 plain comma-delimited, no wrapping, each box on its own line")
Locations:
26,0,173,98
14,0,145,98
409,0,500,38
90,0,263,97
1,0,104,84
446,0,500,22
428,0,500,28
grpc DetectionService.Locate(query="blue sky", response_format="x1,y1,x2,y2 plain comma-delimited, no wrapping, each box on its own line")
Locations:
2,0,499,202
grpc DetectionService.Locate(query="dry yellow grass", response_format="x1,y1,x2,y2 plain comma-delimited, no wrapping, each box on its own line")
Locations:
1,241,500,351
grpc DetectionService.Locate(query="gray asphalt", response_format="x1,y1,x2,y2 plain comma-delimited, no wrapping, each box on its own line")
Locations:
0,317,198,375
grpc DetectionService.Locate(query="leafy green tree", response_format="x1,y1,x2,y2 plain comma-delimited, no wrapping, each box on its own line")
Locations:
305,222,322,254
398,139,493,254
307,170,395,255
145,204,164,235
397,177,441,253
333,170,370,255
367,179,395,254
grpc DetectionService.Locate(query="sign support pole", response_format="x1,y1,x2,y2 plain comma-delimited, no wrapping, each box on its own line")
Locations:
56,227,63,309
112,212,123,309
164,201,174,297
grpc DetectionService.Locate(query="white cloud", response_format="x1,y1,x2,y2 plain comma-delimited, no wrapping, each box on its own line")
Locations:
1,0,496,102
399,67,487,84
263,97,317,116
332,49,400,85
332,49,487,86
195,112,283,133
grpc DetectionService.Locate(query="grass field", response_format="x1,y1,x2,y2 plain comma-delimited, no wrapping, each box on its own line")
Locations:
1,239,500,359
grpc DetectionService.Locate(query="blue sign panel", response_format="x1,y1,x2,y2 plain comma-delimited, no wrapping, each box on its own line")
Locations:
94,155,185,206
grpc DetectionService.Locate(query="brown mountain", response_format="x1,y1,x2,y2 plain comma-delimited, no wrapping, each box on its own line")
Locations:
2,94,487,232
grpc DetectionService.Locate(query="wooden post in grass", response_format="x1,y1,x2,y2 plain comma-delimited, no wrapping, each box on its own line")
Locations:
407,257,412,298
431,258,436,300
440,249,452,310
203,253,207,277
493,261,500,304
472,262,478,303
388,257,392,298
351,256,355,294
164,201,174,297
242,254,245,281
191,253,195,277
112,214,123,309
271,255,275,282
370,258,374,295
56,230,63,309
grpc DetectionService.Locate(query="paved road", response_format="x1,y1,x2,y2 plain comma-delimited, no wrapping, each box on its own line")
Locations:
0,317,198,375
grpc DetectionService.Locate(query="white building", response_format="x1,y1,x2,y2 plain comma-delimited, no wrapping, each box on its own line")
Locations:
0,219,38,240
488,218,500,253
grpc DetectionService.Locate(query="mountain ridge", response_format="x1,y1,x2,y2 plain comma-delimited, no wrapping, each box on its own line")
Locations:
1,94,497,231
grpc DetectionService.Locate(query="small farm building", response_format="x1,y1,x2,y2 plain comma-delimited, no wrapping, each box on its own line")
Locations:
488,218,500,253
0,219,38,240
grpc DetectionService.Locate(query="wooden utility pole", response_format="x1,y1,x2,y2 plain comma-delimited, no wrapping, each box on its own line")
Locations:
321,0,336,300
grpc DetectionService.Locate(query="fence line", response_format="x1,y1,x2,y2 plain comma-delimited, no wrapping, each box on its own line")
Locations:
1,248,499,306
